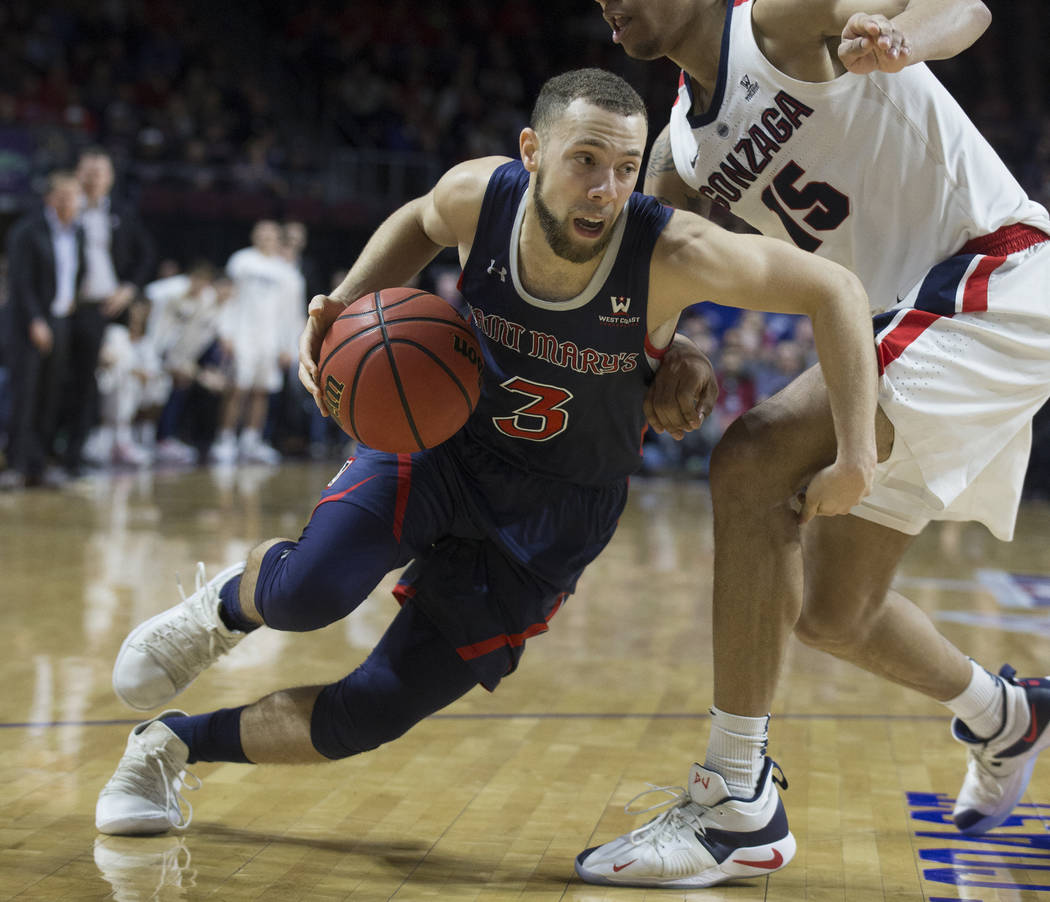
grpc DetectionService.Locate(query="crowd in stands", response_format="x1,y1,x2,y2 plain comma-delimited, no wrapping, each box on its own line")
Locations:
0,1,1048,497
2,2,1046,211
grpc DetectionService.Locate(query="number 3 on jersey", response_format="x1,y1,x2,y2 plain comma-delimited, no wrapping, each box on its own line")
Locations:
493,376,573,441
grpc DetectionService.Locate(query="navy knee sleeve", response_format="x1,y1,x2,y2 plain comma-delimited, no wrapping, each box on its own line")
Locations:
254,504,405,632
310,600,478,759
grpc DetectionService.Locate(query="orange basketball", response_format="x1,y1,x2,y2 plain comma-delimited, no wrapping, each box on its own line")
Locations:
318,288,483,452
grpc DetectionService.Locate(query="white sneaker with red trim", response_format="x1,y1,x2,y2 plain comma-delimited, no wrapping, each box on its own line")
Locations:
953,664,1050,835
575,758,795,888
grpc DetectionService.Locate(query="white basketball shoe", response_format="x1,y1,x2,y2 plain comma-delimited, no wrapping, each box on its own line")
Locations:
95,711,199,835
113,562,247,710
952,664,1050,835
575,758,795,888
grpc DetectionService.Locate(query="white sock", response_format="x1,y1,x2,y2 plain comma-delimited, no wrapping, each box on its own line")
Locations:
704,707,769,797
944,659,1005,740
217,428,236,445
240,427,261,447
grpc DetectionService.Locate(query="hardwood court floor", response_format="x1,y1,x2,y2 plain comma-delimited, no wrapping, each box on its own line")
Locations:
2,461,1050,901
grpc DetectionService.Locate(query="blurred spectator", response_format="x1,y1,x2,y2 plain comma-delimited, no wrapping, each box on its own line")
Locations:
145,262,223,465
83,296,167,468
270,221,319,456
1,171,83,489
754,339,808,403
711,345,756,436
283,220,323,300
154,273,235,462
210,220,304,464
64,146,156,473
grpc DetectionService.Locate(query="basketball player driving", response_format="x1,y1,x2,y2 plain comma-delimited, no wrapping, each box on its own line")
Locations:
95,69,877,851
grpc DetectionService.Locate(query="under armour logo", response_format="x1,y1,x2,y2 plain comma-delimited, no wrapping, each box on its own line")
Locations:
610,295,631,314
487,259,507,282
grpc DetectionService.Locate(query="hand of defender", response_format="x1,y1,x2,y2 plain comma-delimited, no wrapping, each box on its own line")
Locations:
838,13,911,74
298,294,347,416
797,458,875,524
644,333,718,440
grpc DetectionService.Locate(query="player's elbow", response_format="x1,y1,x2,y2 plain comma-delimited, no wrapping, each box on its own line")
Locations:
957,0,992,42
974,2,992,35
812,267,869,323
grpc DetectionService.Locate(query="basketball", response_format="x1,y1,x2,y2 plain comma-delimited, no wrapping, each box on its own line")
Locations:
318,287,484,452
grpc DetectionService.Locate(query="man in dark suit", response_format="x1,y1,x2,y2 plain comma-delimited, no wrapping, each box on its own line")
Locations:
65,147,156,472
1,172,85,488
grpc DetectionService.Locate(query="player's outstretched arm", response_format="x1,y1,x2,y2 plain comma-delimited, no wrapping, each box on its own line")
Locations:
649,211,878,518
297,156,506,412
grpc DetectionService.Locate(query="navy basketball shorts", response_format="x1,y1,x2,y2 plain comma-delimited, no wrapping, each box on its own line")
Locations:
264,432,628,691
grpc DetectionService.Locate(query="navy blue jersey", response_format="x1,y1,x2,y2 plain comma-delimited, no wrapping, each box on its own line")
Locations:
459,160,673,485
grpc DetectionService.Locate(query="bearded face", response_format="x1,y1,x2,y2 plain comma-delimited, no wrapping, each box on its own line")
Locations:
533,165,619,264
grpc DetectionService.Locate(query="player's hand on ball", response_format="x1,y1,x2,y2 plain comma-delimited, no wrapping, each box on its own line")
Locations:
299,294,348,415
838,13,911,74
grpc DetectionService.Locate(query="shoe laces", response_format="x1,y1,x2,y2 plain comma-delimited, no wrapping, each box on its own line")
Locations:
103,742,201,830
624,784,707,846
147,564,238,679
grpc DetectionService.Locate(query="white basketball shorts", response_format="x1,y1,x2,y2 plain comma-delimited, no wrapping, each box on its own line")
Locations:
230,334,285,393
852,223,1050,541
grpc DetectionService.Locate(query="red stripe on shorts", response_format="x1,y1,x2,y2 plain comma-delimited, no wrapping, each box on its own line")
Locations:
392,453,412,542
876,224,1045,374
455,593,567,661
876,309,939,376
961,254,1006,313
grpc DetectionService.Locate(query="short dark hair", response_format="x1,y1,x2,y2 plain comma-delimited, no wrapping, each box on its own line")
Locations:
530,68,647,135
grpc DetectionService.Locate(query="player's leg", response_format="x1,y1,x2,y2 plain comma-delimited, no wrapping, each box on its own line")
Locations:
96,598,480,834
112,449,451,709
795,514,970,693
698,363,896,801
797,510,1050,834
575,367,841,889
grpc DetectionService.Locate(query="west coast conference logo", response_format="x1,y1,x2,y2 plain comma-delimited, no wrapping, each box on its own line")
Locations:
599,295,641,326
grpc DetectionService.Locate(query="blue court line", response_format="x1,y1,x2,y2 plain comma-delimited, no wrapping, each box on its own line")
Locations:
1,712,946,729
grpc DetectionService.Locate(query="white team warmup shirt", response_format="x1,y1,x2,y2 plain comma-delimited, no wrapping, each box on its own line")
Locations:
668,0,1050,539
221,247,305,392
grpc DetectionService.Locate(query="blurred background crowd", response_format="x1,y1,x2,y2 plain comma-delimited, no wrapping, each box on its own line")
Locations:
0,0,1048,495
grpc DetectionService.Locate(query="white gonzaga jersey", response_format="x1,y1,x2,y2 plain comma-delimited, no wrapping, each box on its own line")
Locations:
669,0,1050,311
